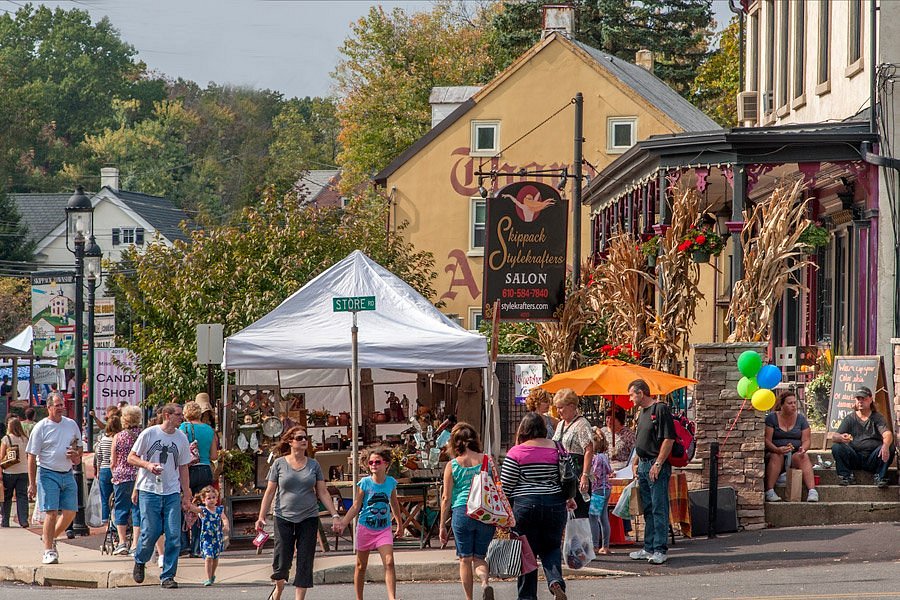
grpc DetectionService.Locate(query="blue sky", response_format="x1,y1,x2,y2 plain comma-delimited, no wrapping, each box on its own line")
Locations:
19,1,734,100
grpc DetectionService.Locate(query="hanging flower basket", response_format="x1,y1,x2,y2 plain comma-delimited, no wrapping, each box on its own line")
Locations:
678,226,726,263
691,250,710,263
798,222,830,254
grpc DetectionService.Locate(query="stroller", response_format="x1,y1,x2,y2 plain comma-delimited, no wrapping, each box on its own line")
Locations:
100,493,119,555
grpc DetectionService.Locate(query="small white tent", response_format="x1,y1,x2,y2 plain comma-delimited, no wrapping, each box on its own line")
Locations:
223,250,488,372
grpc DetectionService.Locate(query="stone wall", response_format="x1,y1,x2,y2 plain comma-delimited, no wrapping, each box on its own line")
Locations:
692,342,769,531
892,340,900,435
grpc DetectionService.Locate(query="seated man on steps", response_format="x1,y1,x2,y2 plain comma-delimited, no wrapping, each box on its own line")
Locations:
830,387,895,488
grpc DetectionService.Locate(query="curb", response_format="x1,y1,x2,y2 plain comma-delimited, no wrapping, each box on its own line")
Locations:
0,565,151,589
314,563,634,585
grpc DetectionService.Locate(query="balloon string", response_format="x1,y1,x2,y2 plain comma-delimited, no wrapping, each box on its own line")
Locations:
718,398,748,459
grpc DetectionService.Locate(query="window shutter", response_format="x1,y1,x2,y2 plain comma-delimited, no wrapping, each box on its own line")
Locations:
135,228,144,245
112,228,120,246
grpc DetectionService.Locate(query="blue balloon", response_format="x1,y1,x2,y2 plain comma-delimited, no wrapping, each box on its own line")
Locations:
757,364,783,390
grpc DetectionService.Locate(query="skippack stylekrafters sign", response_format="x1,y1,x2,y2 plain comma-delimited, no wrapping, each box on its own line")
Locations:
483,181,568,321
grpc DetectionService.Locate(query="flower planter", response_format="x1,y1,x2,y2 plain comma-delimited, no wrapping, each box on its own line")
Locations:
326,415,338,426
691,251,710,263
311,417,327,427
338,411,351,426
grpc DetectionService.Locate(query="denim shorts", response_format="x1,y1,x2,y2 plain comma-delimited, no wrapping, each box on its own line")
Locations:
38,467,77,512
113,480,140,526
451,505,496,559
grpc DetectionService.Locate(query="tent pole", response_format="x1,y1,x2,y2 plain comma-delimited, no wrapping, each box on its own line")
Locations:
351,312,360,494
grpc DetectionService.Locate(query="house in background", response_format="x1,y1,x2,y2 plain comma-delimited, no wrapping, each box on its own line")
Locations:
375,5,718,330
296,169,345,208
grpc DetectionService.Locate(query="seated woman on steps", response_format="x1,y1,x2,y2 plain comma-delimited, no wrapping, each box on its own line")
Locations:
764,392,818,503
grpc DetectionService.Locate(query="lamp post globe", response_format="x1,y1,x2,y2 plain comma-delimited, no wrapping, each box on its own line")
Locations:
64,186,93,537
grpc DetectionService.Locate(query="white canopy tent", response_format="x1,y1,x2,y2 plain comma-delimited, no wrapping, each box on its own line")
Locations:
222,251,495,455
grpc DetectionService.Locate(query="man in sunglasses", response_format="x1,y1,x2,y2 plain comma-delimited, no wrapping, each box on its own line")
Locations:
128,403,192,589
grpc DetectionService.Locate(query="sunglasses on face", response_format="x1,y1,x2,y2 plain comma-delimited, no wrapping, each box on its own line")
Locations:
292,435,309,441
368,459,384,466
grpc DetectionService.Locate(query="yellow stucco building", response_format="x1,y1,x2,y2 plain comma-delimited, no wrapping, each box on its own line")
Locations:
375,30,719,331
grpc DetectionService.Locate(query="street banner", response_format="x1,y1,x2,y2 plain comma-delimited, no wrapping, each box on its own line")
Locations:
514,363,544,405
94,298,116,344
483,181,568,321
31,272,77,369
93,348,143,409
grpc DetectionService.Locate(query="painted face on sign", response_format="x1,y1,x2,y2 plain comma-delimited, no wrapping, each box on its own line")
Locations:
501,185,556,222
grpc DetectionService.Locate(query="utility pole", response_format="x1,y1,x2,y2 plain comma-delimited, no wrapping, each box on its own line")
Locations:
573,92,584,285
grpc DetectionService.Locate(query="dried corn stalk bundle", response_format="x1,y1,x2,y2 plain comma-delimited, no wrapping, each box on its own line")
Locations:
589,234,653,351
646,187,704,372
727,180,812,342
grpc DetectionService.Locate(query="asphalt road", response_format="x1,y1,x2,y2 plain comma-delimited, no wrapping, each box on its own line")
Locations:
2,560,899,600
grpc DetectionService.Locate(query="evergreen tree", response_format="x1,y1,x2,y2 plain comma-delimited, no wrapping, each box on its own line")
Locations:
0,189,35,263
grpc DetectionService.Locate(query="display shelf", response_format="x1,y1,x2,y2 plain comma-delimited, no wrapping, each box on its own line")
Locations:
226,494,264,541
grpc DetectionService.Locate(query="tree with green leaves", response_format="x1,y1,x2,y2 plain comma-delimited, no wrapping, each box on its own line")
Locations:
333,2,497,191
689,17,740,127
108,188,437,404
0,276,30,343
0,189,34,263
488,0,714,96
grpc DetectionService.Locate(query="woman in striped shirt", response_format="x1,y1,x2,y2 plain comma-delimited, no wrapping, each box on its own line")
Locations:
94,415,122,524
500,413,574,600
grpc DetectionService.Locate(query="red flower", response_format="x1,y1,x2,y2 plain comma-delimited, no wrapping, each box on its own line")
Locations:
632,351,641,358
677,240,692,252
610,348,620,357
695,234,707,245
601,344,613,353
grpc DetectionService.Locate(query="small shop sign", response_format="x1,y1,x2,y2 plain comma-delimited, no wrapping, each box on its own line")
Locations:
333,296,376,312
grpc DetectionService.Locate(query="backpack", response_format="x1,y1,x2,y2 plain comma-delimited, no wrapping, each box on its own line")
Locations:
668,411,696,468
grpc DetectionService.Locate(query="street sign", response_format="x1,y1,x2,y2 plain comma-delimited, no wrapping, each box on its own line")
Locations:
332,296,376,312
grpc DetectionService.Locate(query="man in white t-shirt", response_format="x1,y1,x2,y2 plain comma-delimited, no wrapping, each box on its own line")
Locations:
128,403,192,589
25,392,84,565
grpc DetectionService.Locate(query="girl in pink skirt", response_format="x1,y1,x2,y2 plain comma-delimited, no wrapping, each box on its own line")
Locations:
334,447,402,600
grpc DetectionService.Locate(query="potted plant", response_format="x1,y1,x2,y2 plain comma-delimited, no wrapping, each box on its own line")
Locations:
798,222,830,254
338,411,351,426
219,448,254,493
640,235,660,267
678,226,726,263
307,408,330,427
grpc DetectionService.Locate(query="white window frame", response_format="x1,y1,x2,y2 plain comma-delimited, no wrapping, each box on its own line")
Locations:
607,117,637,153
470,121,500,156
469,198,486,255
468,308,483,332
121,227,136,245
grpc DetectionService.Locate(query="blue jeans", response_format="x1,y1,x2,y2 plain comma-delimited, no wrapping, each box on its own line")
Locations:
637,458,671,555
135,492,182,581
831,443,896,480
588,489,610,549
451,505,496,558
113,480,140,527
512,493,567,600
97,468,113,522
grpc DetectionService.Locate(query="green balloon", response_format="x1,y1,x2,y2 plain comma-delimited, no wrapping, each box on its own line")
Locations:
737,351,763,378
737,376,759,399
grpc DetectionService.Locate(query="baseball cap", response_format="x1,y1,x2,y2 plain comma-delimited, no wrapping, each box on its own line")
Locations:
851,386,873,398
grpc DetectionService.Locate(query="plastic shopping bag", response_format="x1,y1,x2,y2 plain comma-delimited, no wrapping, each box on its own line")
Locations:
563,510,596,569
612,479,636,520
85,480,104,528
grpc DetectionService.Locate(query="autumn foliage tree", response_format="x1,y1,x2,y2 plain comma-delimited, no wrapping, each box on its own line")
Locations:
690,16,740,127
109,189,437,404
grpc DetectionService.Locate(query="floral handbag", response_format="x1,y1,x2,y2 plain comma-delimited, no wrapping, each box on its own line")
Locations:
466,455,512,527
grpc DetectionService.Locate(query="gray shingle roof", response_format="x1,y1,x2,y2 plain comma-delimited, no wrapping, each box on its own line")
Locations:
111,188,194,243
573,41,720,132
9,193,69,245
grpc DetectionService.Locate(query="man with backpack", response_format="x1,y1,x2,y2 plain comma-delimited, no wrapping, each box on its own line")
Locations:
628,379,675,565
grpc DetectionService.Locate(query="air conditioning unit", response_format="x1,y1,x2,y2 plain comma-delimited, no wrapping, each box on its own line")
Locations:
736,91,758,122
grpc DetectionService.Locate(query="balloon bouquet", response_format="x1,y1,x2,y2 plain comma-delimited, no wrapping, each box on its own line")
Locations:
736,350,783,411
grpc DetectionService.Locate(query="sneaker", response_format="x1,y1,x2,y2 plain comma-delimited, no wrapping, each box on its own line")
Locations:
648,552,668,564
133,562,145,584
839,475,854,486
112,543,130,556
629,549,652,560
549,581,567,600
765,489,782,502
202,579,213,587
482,585,494,600
776,473,787,486
806,489,819,502
874,476,889,488
160,579,178,589
42,550,58,565
157,555,164,569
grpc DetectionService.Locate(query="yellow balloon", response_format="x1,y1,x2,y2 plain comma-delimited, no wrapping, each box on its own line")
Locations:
751,388,776,412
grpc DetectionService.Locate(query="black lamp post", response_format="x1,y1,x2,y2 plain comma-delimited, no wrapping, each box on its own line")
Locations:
85,236,102,451
65,185,93,537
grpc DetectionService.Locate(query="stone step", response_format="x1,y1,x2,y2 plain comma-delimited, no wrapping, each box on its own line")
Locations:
773,484,898,502
814,468,898,486
765,500,900,527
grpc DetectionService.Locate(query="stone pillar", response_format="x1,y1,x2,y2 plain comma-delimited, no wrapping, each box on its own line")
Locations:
692,342,768,531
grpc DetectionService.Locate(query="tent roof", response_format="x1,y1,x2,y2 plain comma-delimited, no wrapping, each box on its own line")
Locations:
223,251,489,371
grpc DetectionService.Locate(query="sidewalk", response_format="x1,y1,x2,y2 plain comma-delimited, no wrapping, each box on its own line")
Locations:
1,521,898,588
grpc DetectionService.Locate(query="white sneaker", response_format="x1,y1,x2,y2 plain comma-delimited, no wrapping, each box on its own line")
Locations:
157,555,164,569
648,552,668,564
776,473,787,486
765,489,782,502
806,489,819,502
629,549,652,560
42,550,58,564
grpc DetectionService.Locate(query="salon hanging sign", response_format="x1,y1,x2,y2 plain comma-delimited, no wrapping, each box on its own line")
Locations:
483,181,568,321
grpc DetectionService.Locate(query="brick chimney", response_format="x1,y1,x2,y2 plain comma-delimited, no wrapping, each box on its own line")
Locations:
100,166,119,191
635,49,654,72
541,4,575,39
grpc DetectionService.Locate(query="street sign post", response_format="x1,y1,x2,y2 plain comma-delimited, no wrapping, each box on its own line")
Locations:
332,296,376,499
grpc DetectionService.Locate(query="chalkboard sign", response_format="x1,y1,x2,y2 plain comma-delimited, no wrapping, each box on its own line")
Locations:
824,355,892,443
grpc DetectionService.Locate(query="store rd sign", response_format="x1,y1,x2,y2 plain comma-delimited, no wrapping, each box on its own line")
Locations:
333,296,376,312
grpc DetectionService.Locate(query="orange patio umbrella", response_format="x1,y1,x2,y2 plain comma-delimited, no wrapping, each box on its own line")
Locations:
539,359,697,405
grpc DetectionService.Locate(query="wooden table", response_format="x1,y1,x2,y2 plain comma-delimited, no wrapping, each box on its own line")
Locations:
609,472,692,539
394,481,441,549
